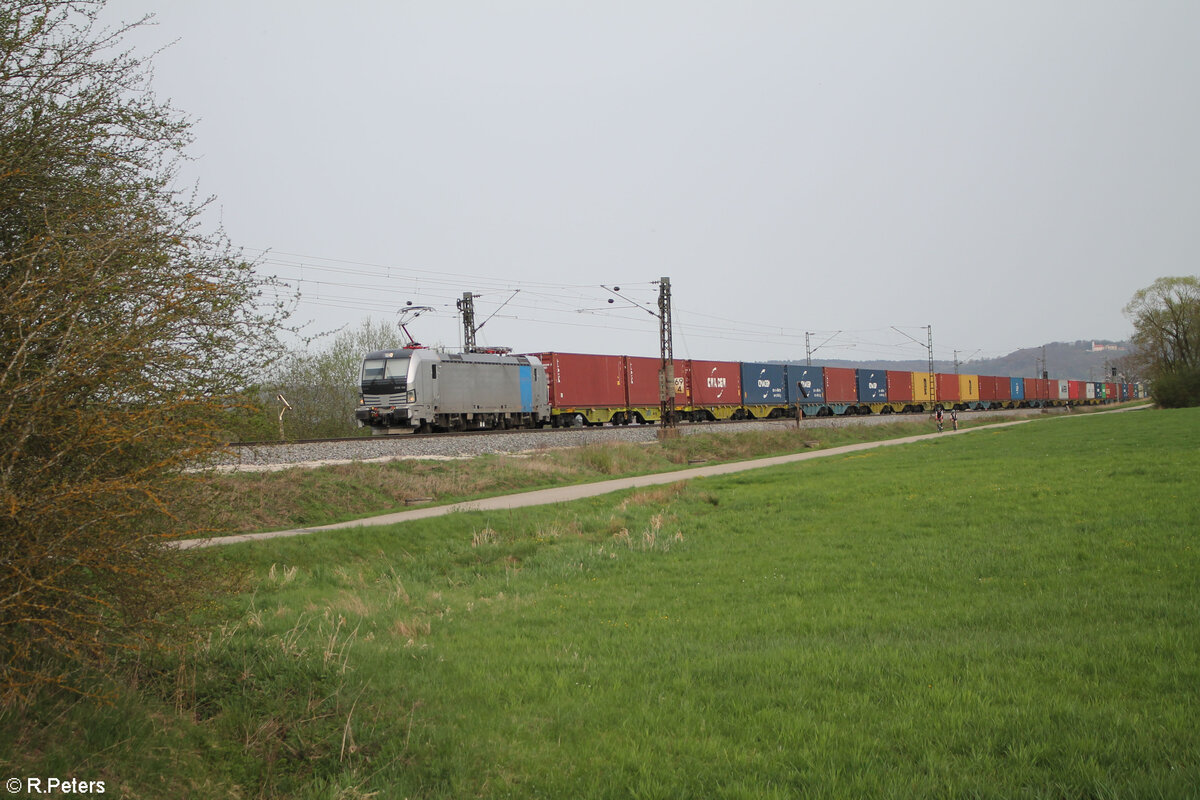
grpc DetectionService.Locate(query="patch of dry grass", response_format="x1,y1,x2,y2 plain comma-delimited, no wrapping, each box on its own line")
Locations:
179,419,950,537
616,481,689,509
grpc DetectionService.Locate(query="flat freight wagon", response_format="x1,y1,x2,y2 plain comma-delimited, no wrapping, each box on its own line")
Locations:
936,373,960,406
741,362,789,418
539,352,636,426
1024,377,1050,405
911,372,936,407
787,364,827,416
887,371,915,409
958,374,981,409
625,355,686,423
978,375,1011,408
682,360,743,420
824,367,858,413
856,369,888,412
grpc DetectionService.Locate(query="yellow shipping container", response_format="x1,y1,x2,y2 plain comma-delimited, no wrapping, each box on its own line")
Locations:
910,372,935,403
958,374,980,403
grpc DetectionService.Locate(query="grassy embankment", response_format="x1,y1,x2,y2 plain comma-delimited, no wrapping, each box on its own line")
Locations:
190,410,1063,537
3,405,1197,799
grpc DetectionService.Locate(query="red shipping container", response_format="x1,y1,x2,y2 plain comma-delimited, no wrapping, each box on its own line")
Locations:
824,367,857,403
539,352,627,409
887,371,914,403
936,372,961,402
978,375,1010,402
1105,382,1118,400
978,375,998,402
625,355,686,407
686,360,742,406
1024,377,1046,401
1068,380,1086,400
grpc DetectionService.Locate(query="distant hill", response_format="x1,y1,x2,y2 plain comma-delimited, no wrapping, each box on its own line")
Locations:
795,340,1132,381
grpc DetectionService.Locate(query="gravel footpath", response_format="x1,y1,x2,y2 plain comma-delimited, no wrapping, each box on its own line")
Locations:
208,408,1065,472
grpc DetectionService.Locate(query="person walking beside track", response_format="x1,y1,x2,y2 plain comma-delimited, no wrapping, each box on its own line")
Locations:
935,406,944,432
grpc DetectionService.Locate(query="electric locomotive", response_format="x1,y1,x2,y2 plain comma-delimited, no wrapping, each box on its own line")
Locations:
356,348,549,433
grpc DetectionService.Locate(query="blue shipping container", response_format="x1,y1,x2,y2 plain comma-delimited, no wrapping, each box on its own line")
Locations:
786,364,825,405
740,363,787,405
856,369,888,403
1009,376,1025,401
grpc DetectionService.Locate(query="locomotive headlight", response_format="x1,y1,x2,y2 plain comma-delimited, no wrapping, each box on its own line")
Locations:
406,390,415,403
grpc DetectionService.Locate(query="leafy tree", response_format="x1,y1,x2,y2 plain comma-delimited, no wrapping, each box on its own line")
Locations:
1124,276,1200,407
272,317,404,439
0,1,289,702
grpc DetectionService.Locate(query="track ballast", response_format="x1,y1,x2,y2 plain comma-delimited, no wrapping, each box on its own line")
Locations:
209,409,1065,472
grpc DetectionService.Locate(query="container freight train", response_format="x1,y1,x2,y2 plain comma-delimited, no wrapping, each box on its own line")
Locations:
356,348,1144,432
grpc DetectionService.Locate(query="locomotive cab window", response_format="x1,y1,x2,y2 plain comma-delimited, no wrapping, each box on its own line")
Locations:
361,357,410,393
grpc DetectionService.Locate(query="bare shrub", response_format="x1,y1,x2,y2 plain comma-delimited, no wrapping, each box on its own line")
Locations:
0,2,289,703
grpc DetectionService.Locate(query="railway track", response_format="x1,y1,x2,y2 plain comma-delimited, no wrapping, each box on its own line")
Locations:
225,416,790,449
212,409,1067,472
226,424,569,449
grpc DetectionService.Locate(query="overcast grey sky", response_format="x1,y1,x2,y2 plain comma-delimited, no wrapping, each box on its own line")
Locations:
100,1,1199,364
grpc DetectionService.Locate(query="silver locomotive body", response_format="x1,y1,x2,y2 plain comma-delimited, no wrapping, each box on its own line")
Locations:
356,348,549,432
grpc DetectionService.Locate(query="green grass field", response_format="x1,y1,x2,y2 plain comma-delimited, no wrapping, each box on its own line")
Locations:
4,407,1198,799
